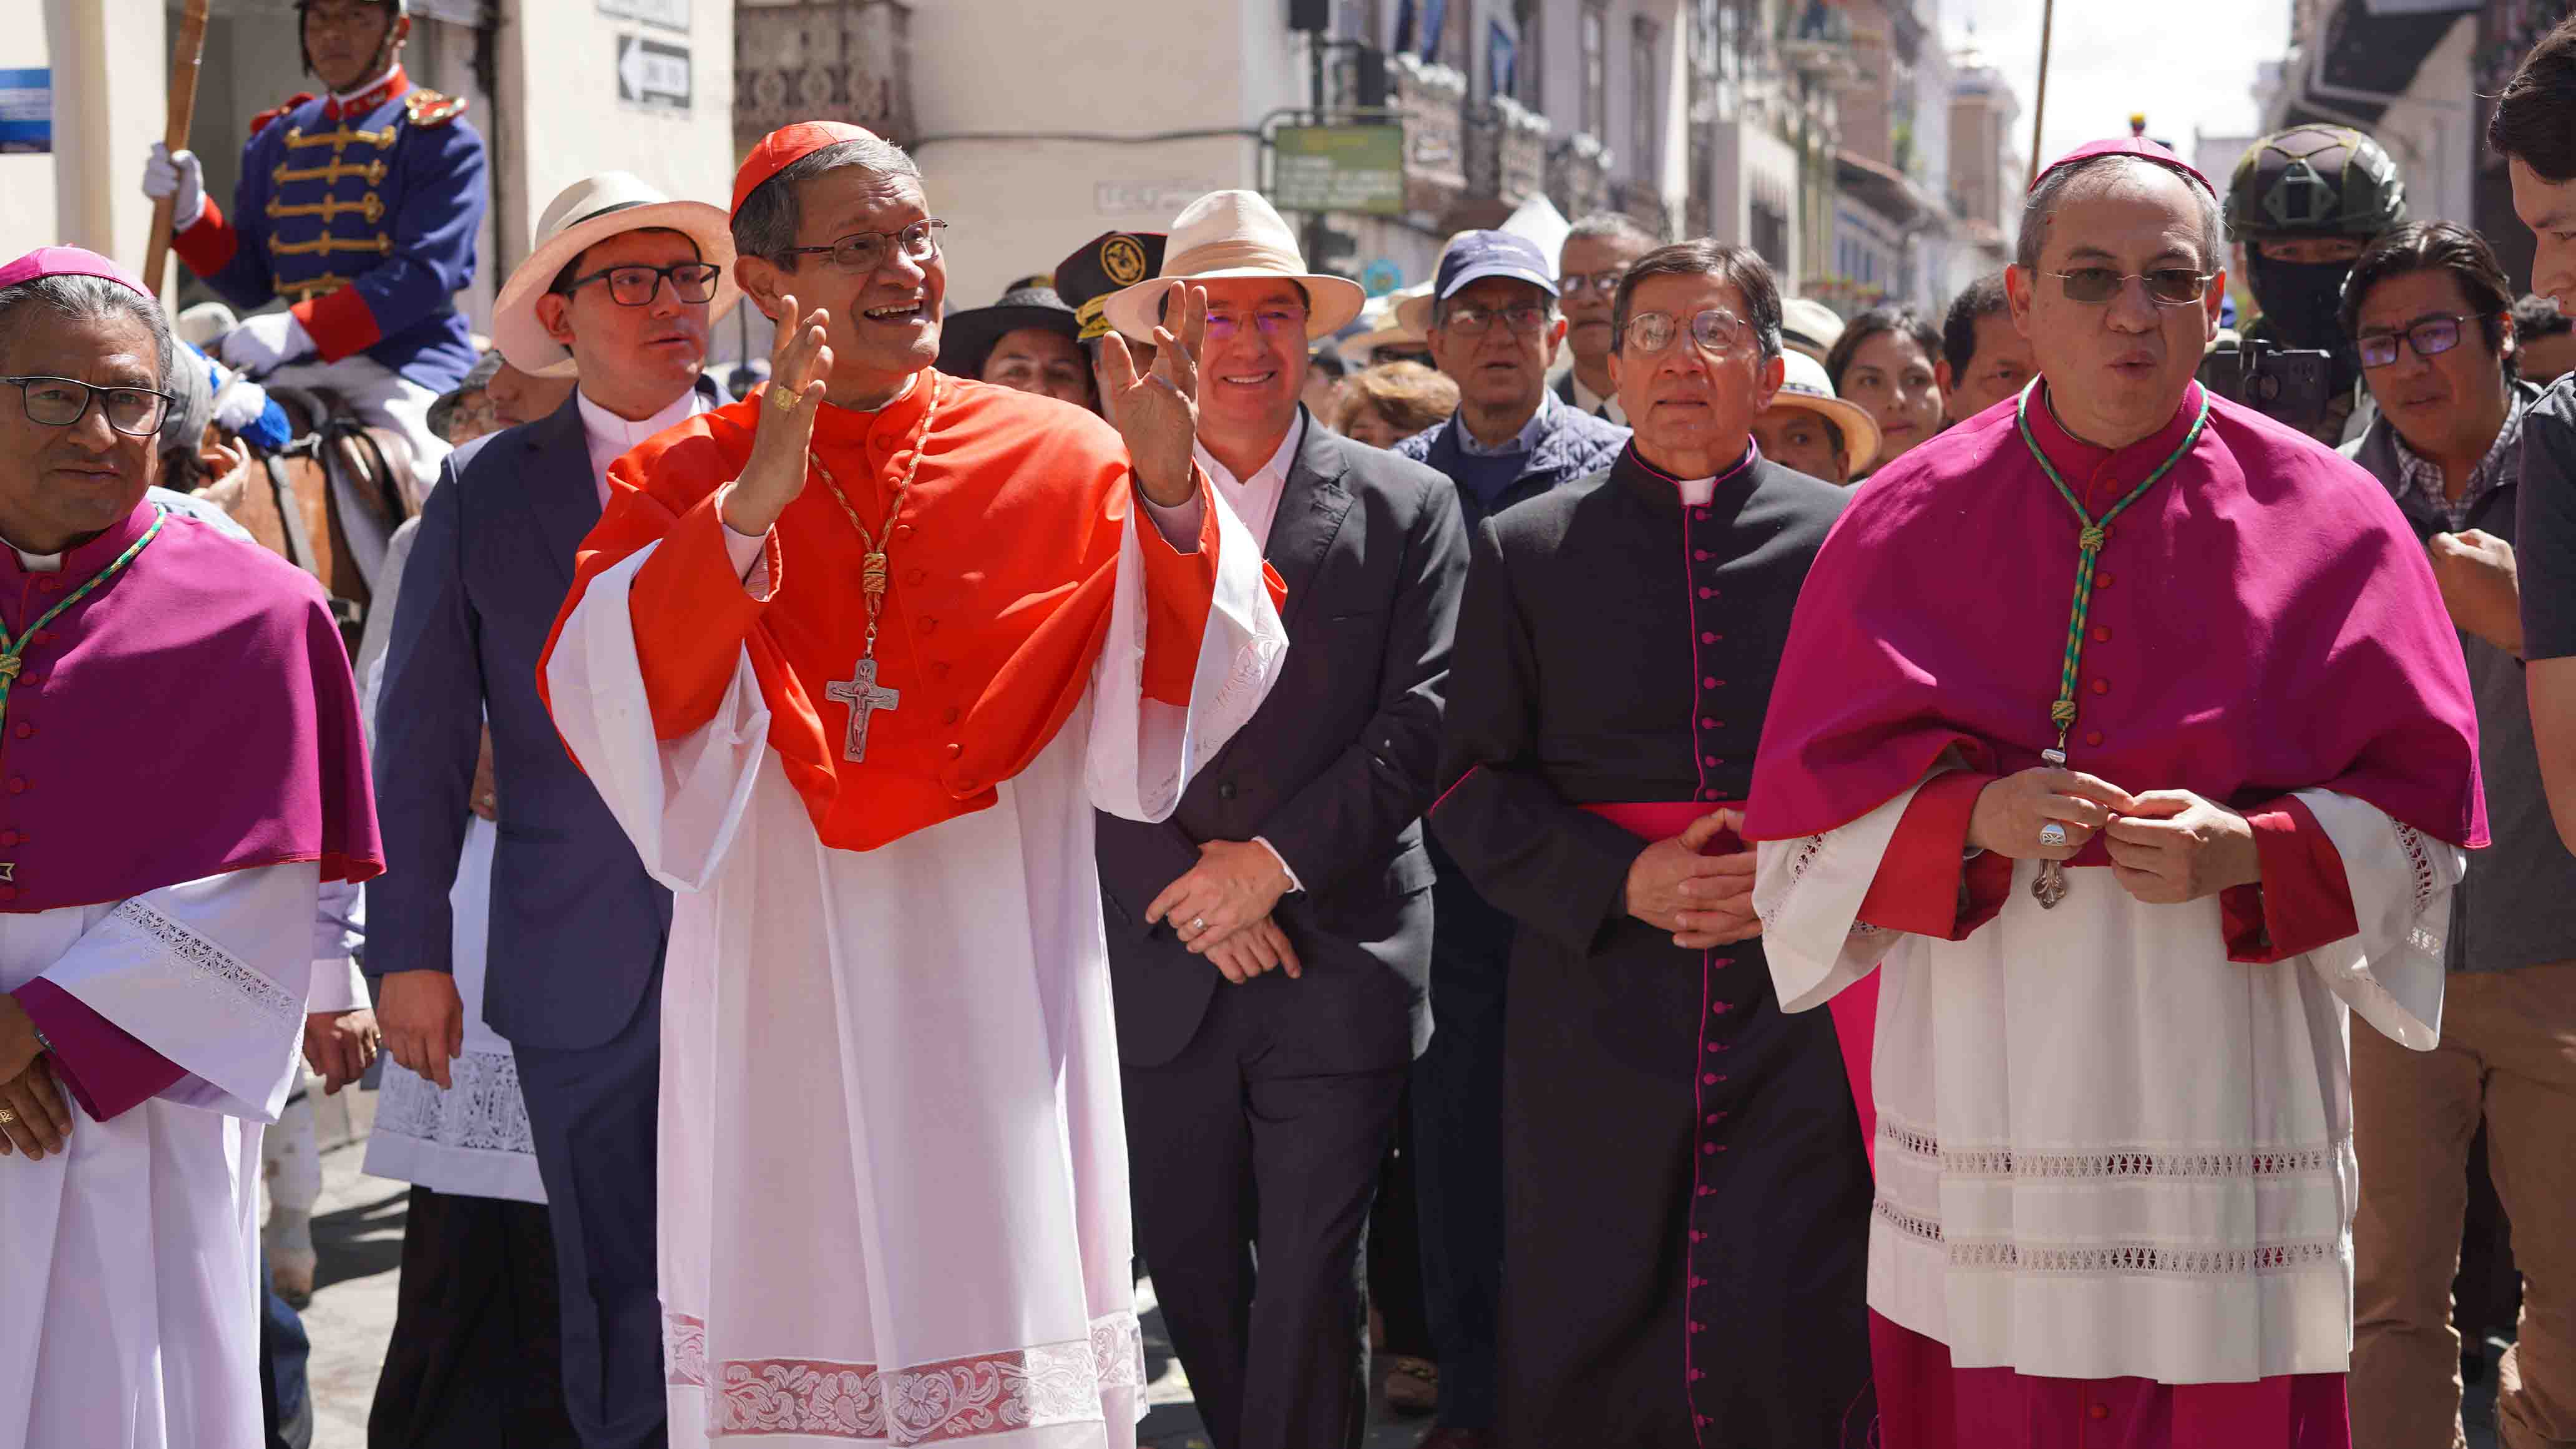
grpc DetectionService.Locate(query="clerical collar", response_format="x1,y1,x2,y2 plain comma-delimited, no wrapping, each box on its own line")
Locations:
1627,437,1759,506
2027,378,2207,478
3,499,157,578
577,384,703,452
1455,392,1555,457
829,371,919,416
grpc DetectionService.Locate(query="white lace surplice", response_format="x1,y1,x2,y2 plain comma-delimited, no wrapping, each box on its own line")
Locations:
1753,774,2461,1385
547,494,1284,1447
0,862,320,1449
363,817,545,1203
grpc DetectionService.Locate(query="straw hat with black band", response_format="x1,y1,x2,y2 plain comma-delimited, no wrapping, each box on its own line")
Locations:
1101,190,1367,343
1769,348,1881,478
491,172,741,379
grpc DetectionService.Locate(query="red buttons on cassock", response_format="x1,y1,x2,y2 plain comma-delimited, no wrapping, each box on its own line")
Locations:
2085,730,2103,746
0,831,16,846
12,723,28,739
1700,788,1719,801
2088,1404,2109,1422
1700,632,1717,644
6,779,22,794
917,617,937,634
2092,626,2112,643
1702,1073,1717,1085
1694,549,1710,560
36,578,57,593
1703,754,1717,767
930,661,950,678
1700,716,1715,728
2091,678,2108,695
1702,1143,1715,1155
1693,508,1709,521
1698,587,1714,599
943,743,962,759
1702,676,1717,689
0,886,15,901
904,568,925,586
941,706,960,724
2095,572,2114,587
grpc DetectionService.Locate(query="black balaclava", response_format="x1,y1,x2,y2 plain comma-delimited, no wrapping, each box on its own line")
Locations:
2247,248,2363,395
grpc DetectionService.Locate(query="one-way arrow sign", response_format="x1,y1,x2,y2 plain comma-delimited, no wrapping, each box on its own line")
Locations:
616,34,691,114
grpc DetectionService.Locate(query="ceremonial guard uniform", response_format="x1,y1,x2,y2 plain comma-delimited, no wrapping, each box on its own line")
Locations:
170,64,485,474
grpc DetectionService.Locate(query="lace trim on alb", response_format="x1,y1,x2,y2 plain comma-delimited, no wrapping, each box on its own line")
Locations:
1873,1199,2341,1277
1757,833,1830,937
373,1050,538,1156
664,1310,1143,1443
1875,1120,2334,1180
112,896,299,1025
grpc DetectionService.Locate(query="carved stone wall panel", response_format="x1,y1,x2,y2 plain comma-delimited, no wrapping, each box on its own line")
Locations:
735,0,915,147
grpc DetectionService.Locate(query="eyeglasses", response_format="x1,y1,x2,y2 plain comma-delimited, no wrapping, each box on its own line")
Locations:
558,261,723,307
2356,313,2487,370
1621,307,1752,356
1558,268,1627,297
2048,267,2217,306
2,375,177,437
1439,302,1551,336
1204,306,1309,341
776,218,949,274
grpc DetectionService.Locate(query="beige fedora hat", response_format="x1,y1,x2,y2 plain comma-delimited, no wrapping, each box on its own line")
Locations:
493,172,741,379
1768,348,1881,477
1102,190,1367,344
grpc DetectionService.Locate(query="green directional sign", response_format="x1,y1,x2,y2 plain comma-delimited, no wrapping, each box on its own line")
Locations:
1272,125,1407,217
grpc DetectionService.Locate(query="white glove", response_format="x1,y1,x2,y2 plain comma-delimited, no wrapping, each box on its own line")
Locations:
143,142,207,231
219,311,317,376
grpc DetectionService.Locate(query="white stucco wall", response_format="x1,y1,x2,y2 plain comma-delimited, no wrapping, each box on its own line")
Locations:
903,3,1298,309
27,0,166,282
0,12,61,266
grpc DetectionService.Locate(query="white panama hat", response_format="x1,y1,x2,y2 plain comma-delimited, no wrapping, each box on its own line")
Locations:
492,172,741,379
1102,190,1367,344
1768,348,1881,477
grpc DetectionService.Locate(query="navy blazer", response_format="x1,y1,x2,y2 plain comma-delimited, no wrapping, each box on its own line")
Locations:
1095,416,1468,1069
366,393,671,1051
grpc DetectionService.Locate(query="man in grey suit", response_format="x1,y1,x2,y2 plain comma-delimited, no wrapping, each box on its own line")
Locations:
1092,192,1468,1449
369,174,741,1449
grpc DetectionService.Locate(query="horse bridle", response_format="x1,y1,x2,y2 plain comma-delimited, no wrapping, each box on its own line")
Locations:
261,383,416,632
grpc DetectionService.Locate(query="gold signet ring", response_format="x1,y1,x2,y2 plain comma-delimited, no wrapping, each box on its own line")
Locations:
769,386,800,416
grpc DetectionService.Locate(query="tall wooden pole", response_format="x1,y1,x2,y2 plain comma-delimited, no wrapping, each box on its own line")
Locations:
2026,0,2055,188
144,0,211,303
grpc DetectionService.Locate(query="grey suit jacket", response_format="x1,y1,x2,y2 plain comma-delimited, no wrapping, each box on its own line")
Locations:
1095,414,1469,1069
366,393,672,1051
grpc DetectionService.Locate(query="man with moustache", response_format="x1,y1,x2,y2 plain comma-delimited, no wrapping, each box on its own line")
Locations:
1747,137,2484,1448
1389,227,1624,1449
1554,213,1659,423
541,129,1287,1449
371,173,740,1449
935,283,1096,411
1091,190,1466,1449
1431,238,1874,1447
1936,273,2037,424
2337,219,2576,1449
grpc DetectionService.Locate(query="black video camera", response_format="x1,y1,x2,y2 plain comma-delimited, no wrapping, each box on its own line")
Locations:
2198,336,2333,434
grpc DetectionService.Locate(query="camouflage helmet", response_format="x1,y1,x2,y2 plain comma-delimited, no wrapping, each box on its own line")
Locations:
2224,125,2406,241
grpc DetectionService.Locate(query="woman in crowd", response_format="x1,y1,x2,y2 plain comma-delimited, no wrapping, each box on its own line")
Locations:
1337,358,1460,447
1826,304,1944,476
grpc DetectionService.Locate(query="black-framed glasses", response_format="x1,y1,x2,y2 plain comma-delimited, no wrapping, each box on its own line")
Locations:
1558,268,1627,297
2,375,177,437
2356,313,2487,370
558,261,723,307
1622,307,1752,356
777,219,949,274
1440,302,1551,336
2049,267,2217,306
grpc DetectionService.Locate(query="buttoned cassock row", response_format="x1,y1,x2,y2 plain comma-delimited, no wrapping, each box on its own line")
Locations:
173,67,484,394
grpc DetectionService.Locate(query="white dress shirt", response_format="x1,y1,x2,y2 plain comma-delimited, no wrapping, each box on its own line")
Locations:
580,384,708,508
1569,373,1629,426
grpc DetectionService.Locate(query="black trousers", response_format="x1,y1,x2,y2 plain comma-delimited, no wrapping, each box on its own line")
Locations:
514,974,666,1449
369,1187,579,1448
1410,863,1510,1428
1123,979,1407,1449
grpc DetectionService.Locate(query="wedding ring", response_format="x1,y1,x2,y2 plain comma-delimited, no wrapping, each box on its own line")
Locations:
2037,822,2069,849
769,385,800,416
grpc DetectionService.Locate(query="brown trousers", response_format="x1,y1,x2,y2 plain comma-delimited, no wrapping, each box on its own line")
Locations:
2353,962,2576,1449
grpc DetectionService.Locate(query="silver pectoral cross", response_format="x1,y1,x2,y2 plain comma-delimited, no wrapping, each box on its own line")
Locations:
825,657,900,763
2032,746,2070,909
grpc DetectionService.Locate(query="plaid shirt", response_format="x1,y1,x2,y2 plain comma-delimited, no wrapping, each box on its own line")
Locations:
2391,393,2526,532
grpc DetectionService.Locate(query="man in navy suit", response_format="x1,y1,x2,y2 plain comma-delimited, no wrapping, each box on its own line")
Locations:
368,173,741,1449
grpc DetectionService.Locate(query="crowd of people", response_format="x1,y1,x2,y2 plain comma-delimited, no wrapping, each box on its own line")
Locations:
5,2,2576,1448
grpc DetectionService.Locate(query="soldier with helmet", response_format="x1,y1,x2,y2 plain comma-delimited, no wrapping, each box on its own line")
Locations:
2213,123,2409,444
140,0,487,482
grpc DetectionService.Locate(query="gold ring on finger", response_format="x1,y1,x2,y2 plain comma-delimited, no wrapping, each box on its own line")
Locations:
769,386,799,416
0,1107,16,1125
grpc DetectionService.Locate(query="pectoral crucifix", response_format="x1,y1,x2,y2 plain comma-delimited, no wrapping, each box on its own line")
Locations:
826,658,901,763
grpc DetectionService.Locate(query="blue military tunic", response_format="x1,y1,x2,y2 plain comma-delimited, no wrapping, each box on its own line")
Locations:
173,66,484,393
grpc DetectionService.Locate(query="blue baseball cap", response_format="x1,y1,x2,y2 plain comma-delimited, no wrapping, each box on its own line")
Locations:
1433,230,1558,302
